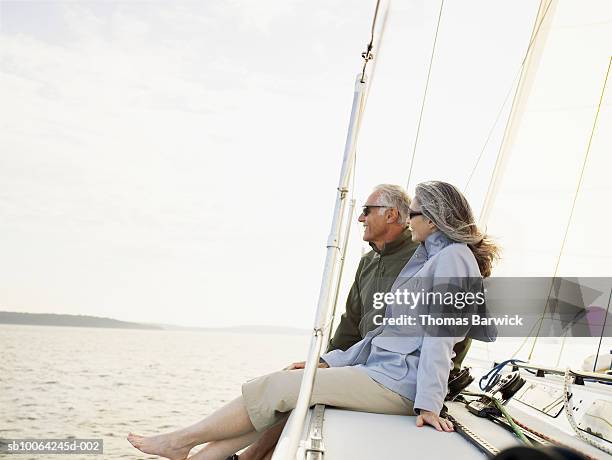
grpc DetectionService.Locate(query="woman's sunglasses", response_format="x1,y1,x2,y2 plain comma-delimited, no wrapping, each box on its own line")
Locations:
409,210,423,219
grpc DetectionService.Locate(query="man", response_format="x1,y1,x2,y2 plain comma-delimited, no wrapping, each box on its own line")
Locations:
328,183,421,352
233,184,471,460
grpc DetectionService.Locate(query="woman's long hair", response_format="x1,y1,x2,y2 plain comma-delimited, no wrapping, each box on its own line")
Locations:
415,181,500,277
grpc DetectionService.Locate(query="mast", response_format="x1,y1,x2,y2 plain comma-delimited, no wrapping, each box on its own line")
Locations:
272,2,389,457
271,74,367,460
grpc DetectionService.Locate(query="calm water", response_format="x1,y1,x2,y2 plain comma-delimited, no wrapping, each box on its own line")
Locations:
0,325,309,459
2,325,609,459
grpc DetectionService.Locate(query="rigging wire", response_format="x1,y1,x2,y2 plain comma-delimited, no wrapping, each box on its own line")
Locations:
361,1,390,110
510,320,544,359
554,330,569,368
406,0,445,192
463,0,554,192
360,0,382,83
592,284,612,372
527,55,612,360
476,0,555,229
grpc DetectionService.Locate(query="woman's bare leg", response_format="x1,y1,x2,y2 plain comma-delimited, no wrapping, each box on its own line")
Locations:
127,396,255,460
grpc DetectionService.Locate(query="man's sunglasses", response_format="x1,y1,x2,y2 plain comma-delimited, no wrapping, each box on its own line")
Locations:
361,205,389,216
361,205,422,218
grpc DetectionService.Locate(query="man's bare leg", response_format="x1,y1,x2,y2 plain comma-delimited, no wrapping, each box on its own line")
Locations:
237,417,287,460
186,431,261,460
127,396,255,460
260,446,275,460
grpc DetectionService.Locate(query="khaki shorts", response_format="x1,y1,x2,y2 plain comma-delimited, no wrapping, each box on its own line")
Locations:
242,366,415,431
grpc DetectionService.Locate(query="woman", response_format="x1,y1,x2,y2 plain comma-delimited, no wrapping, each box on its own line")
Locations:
128,181,499,460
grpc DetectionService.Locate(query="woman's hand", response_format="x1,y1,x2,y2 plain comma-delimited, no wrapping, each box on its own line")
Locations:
284,361,329,371
415,410,454,432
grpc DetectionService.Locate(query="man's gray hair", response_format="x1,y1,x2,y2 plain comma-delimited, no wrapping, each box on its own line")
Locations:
372,184,412,225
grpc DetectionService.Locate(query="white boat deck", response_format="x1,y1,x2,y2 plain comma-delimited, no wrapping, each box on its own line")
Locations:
296,401,611,459
318,407,500,459
290,369,612,459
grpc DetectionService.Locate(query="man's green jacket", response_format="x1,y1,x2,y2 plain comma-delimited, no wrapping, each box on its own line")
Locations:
327,227,471,370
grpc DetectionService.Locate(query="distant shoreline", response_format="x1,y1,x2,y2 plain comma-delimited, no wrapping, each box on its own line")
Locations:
0,311,309,335
0,311,161,330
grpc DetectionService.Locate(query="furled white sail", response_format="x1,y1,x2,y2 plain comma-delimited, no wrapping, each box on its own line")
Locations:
480,0,612,278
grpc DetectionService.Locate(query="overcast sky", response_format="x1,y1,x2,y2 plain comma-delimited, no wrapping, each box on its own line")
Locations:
0,0,540,328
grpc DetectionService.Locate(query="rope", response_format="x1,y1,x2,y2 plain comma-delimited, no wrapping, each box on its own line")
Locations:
528,55,612,360
510,416,599,460
462,377,603,459
406,0,445,192
464,361,612,457
491,397,533,446
563,368,612,455
479,359,526,391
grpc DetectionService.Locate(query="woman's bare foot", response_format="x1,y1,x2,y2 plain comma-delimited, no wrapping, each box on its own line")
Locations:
127,432,193,460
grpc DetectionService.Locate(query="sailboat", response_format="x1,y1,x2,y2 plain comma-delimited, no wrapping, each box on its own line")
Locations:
270,0,612,458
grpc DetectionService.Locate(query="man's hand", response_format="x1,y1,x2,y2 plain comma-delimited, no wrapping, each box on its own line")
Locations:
415,410,454,432
284,361,329,371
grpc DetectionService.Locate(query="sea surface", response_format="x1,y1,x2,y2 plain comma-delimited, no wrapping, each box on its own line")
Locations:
0,325,309,459
1,325,609,459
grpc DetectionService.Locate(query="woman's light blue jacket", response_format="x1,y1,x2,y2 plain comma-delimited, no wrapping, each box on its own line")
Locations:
321,231,483,415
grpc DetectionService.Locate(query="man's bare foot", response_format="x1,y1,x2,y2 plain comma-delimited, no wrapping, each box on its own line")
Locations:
127,432,193,460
